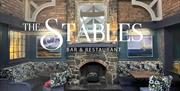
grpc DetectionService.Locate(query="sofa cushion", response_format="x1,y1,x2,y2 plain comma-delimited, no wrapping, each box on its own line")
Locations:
43,86,64,91
24,77,44,89
8,82,31,91
50,71,70,88
1,61,68,82
2,62,37,82
0,78,14,91
0,69,14,80
149,75,173,91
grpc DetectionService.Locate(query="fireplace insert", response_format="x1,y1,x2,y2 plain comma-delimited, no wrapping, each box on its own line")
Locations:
80,62,106,84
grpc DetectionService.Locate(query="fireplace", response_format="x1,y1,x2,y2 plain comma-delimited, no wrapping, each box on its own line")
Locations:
67,52,118,85
80,62,106,84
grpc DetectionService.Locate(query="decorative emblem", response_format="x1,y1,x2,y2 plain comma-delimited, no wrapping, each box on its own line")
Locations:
132,0,162,21
25,0,56,22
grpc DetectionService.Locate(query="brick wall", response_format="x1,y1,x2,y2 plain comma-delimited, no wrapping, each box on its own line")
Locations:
118,0,151,22
0,0,24,20
163,0,180,18
36,0,151,23
1,0,180,22
36,0,66,23
36,0,180,22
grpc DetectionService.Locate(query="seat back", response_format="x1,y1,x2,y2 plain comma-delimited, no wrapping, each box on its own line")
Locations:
8,82,32,91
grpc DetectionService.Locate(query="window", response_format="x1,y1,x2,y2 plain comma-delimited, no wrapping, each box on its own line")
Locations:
127,29,153,57
9,31,25,60
79,3,106,43
69,2,108,44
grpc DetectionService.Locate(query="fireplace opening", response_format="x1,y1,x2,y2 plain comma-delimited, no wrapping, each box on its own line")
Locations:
80,62,107,85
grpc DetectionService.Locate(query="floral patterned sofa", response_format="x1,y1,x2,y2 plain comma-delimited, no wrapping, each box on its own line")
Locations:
117,61,163,77
0,61,69,91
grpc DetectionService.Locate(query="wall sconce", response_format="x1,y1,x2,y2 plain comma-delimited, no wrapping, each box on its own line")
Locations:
69,22,76,32
110,16,118,43
70,36,76,43
59,16,64,20
111,35,116,40
69,22,76,44
110,22,118,31
110,16,118,32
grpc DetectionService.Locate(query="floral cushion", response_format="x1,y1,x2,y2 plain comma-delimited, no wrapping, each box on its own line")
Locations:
50,70,70,88
149,75,173,91
0,69,14,80
0,62,68,82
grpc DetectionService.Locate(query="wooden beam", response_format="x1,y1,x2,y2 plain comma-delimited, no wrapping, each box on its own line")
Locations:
0,12,24,28
156,13,180,29
81,12,104,17
118,13,180,30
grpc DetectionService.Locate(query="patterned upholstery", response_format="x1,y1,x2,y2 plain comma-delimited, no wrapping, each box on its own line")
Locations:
0,62,68,82
149,75,173,91
50,70,70,88
118,61,163,77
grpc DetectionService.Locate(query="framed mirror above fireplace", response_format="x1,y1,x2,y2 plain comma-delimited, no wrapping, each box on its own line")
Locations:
76,1,107,43
67,0,118,45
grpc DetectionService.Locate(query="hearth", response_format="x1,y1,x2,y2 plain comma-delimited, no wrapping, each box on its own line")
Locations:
80,62,106,84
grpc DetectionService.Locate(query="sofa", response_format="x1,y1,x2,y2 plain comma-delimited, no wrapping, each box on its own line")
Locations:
0,78,31,91
0,61,69,91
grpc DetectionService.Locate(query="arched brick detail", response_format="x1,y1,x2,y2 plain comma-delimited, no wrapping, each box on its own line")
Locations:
78,59,108,69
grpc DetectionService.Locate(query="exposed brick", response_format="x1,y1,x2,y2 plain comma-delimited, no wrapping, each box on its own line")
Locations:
36,0,66,23
118,0,151,22
0,0,179,22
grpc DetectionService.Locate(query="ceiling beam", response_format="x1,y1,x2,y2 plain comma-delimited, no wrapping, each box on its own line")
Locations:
81,12,104,17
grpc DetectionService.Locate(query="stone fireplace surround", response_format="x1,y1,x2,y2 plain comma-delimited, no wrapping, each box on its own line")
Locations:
67,51,118,85
67,59,117,85
66,51,163,86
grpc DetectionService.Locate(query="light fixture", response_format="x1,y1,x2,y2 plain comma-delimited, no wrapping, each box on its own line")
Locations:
70,22,76,32
110,22,118,31
110,16,118,31
59,16,64,21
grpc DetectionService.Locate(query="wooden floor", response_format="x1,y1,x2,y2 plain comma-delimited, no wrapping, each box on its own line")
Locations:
65,84,122,91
